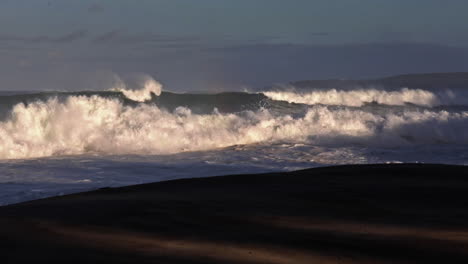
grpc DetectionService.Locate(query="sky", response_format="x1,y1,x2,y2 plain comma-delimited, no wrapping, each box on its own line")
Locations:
1,0,468,91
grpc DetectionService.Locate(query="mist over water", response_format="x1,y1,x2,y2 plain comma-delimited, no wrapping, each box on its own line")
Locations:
1,76,468,205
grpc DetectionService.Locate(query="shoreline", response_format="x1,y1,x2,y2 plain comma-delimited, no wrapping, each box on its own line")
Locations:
1,163,468,263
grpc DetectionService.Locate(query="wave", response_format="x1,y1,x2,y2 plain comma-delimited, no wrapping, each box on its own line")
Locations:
263,88,468,107
110,74,162,102
0,94,467,159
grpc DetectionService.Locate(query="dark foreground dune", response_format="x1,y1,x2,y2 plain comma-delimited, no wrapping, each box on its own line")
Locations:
1,164,468,263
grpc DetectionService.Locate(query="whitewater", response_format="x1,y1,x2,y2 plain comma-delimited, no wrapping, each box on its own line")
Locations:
1,76,468,205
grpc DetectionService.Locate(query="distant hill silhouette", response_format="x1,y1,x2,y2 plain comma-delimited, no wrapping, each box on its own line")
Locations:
291,72,468,89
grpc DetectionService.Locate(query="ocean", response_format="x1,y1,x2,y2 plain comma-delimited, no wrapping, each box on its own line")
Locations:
1,78,468,205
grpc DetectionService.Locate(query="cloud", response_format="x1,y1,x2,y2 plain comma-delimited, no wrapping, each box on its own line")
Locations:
55,30,88,43
309,32,330,37
17,59,32,68
93,30,121,43
1,41,468,92
197,42,468,87
0,29,201,51
88,3,106,14
0,30,87,44
0,35,51,43
87,3,105,13
47,50,63,59
92,31,201,45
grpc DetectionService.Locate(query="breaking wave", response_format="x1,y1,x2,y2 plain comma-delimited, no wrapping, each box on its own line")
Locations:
0,94,467,160
263,88,467,107
111,74,162,102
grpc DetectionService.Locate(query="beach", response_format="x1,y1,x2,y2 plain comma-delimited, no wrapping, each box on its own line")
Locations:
1,164,468,263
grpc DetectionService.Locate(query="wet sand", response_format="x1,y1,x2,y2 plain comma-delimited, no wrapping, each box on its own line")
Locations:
1,164,468,263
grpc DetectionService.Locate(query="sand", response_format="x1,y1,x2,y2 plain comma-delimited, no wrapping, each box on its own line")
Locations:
1,164,468,263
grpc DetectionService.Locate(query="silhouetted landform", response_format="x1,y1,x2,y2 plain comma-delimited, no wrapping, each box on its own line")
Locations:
292,72,468,89
1,164,468,263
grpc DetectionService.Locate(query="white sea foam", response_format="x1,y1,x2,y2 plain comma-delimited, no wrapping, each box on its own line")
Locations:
263,88,465,107
111,74,162,102
0,95,467,159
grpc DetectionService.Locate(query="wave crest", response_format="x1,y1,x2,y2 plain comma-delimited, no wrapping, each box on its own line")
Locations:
0,95,467,159
112,74,162,102
263,88,444,107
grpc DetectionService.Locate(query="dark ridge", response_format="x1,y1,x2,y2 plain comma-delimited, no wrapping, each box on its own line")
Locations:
1,164,468,263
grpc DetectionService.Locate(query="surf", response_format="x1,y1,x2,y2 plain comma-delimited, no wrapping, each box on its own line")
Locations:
0,93,467,160
263,87,468,107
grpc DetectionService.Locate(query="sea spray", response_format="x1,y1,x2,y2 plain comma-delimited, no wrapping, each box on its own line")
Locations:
0,94,467,159
111,73,162,102
263,88,467,107
1,84,468,206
